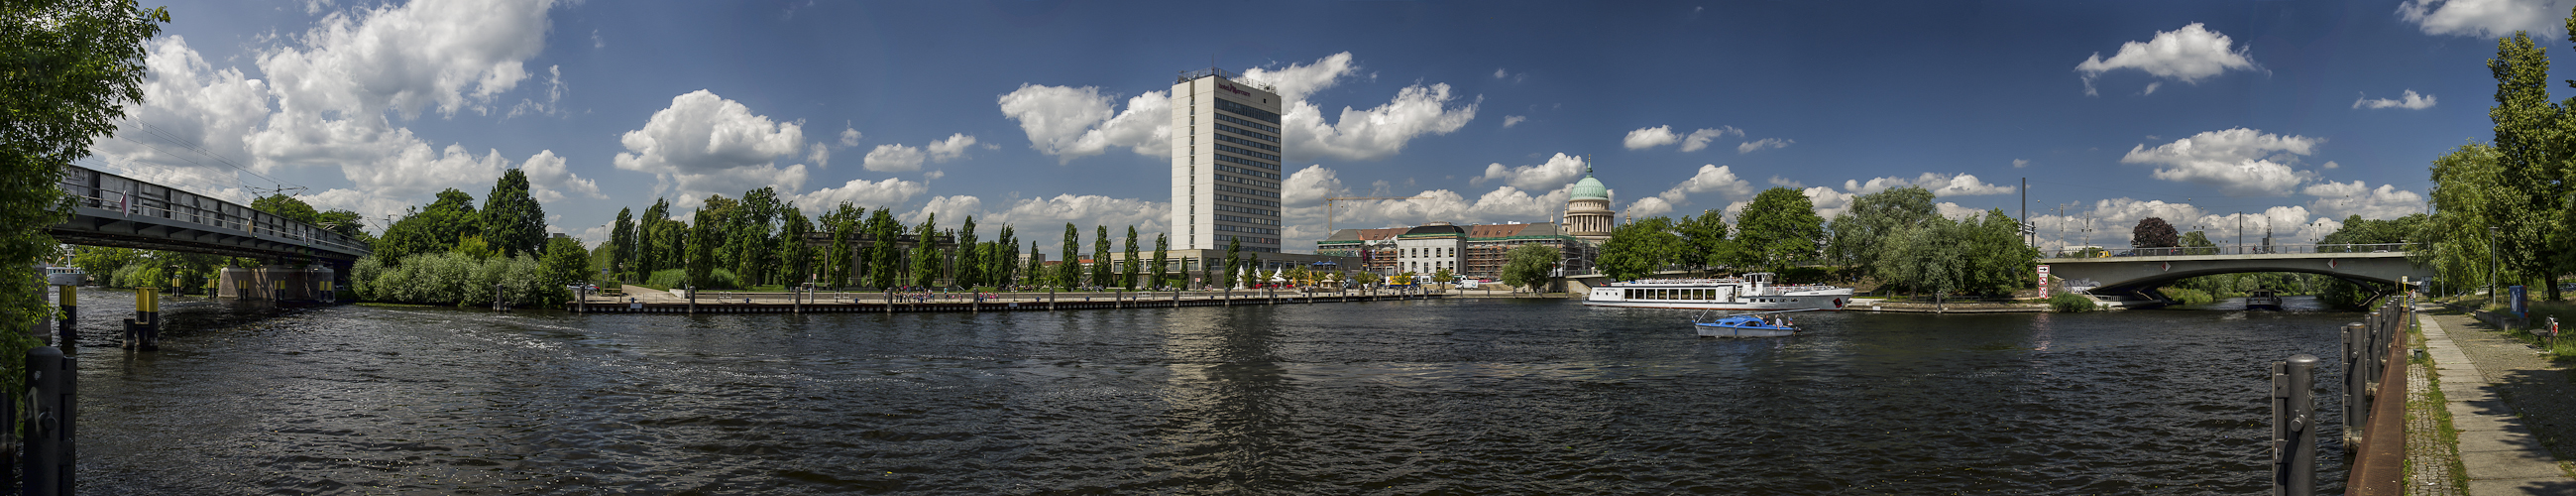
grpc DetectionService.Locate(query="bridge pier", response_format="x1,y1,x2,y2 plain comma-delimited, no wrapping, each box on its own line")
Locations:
216,265,335,302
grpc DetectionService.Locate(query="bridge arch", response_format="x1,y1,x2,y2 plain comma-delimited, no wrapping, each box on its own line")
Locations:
2042,252,2430,300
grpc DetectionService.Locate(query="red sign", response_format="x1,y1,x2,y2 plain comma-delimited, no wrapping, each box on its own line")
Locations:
1218,83,1252,96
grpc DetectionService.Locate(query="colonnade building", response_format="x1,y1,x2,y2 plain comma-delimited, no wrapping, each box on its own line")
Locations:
1312,165,1614,280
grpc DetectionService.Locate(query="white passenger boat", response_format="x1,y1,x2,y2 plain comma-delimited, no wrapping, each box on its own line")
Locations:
1584,272,1854,310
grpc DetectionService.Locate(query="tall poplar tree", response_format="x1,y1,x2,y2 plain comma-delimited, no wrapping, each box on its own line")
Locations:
910,213,940,288
1151,233,1170,289
1092,225,1112,290
608,207,635,281
638,198,671,275
1122,225,1140,289
1061,223,1079,290
955,216,980,287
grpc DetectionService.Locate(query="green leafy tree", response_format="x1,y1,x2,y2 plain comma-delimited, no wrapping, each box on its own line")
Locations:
866,208,901,288
1597,216,1680,281
1676,211,1730,272
377,188,479,264
1729,186,1827,273
2486,31,2567,301
994,225,1018,288
2131,217,2180,249
726,187,780,287
688,207,719,289
637,198,672,275
1501,243,1561,292
2180,230,2219,255
910,213,940,288
1091,225,1111,289
1151,233,1170,289
1824,186,1935,279
954,216,981,287
1223,237,1241,288
1061,223,1079,290
1431,267,1456,284
778,205,812,287
251,193,321,224
1121,225,1140,289
541,235,590,293
608,207,635,281
5,0,168,376
480,169,546,256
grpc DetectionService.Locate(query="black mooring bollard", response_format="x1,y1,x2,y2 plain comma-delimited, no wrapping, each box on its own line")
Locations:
56,285,74,349
24,346,75,496
2272,353,2318,496
134,288,160,351
2342,322,2369,452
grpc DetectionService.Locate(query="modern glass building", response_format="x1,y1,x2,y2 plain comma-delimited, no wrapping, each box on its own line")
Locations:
1171,67,1285,253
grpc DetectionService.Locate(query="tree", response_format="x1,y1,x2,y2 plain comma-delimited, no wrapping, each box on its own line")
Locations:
1061,223,1080,290
1223,237,1242,288
1151,233,1170,290
1676,211,1730,272
995,225,1018,288
376,188,479,264
910,213,940,288
1825,186,1935,279
480,169,546,257
2486,31,2568,302
867,208,901,288
5,0,168,375
251,193,322,224
1729,186,1827,273
2131,217,2180,248
1122,225,1140,289
1501,243,1561,292
638,198,672,275
688,207,718,289
2181,230,2219,255
729,187,780,287
1597,216,1680,281
1091,225,1112,290
609,207,635,281
1431,268,1456,285
954,216,981,287
778,206,812,287
541,236,590,292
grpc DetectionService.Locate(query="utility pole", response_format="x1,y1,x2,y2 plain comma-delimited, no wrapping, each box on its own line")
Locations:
2020,178,2029,247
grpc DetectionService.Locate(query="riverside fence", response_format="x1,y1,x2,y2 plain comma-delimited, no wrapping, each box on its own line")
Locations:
2271,295,2409,495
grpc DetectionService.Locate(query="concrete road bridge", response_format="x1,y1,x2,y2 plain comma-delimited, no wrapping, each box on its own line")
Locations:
2041,244,2431,302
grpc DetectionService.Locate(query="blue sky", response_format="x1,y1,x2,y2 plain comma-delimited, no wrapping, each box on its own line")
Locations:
85,0,2560,253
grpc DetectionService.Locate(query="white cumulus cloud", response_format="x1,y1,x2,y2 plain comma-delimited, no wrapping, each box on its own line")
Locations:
1503,115,1526,128
1654,165,1755,205
1473,153,1586,190
2354,89,2437,110
1624,125,1680,150
2302,181,2428,219
2399,0,2576,39
1681,127,1744,152
793,177,928,212
996,84,1170,163
1842,173,2014,196
613,90,809,203
1737,138,1793,154
2074,23,2258,96
2120,128,2320,196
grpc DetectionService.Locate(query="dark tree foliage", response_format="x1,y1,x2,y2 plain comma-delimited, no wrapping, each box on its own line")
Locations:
1122,225,1140,290
1061,223,1079,290
1152,233,1170,289
637,198,671,275
480,169,546,257
2131,217,2180,248
777,205,811,286
1825,186,1935,279
1091,225,1111,289
954,216,980,287
1728,187,1827,273
376,188,478,264
1598,216,1680,281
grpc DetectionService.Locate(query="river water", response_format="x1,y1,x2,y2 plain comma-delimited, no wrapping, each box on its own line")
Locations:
58,289,2358,494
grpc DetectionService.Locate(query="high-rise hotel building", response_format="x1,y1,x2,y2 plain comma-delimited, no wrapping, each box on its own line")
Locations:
1171,68,1285,252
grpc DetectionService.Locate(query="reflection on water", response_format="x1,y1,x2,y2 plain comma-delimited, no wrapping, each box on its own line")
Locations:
70,291,2356,494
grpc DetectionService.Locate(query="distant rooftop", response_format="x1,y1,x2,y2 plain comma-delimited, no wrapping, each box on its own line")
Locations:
1176,67,1277,93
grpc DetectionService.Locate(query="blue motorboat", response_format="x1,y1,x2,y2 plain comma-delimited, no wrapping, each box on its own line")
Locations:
1693,310,1805,338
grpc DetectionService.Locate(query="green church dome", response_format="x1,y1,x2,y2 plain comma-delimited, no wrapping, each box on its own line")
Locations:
1569,160,1608,200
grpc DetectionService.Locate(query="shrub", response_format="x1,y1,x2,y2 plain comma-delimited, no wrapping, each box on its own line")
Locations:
2049,292,2096,312
641,267,738,290
2161,287,2215,306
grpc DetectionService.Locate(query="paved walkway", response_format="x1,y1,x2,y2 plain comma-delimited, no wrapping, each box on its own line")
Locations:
2412,304,2576,494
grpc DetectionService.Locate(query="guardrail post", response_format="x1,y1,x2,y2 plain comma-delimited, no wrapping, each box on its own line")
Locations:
2273,353,2317,496
23,346,75,496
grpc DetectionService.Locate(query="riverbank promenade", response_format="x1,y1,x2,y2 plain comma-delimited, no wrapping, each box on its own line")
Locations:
580,285,1458,313
2408,304,2576,495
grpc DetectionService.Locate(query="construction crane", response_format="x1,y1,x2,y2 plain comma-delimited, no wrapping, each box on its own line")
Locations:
1323,196,1429,234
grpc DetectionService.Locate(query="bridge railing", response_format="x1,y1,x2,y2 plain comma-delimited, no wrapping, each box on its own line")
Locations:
2044,243,2410,258
56,165,371,257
